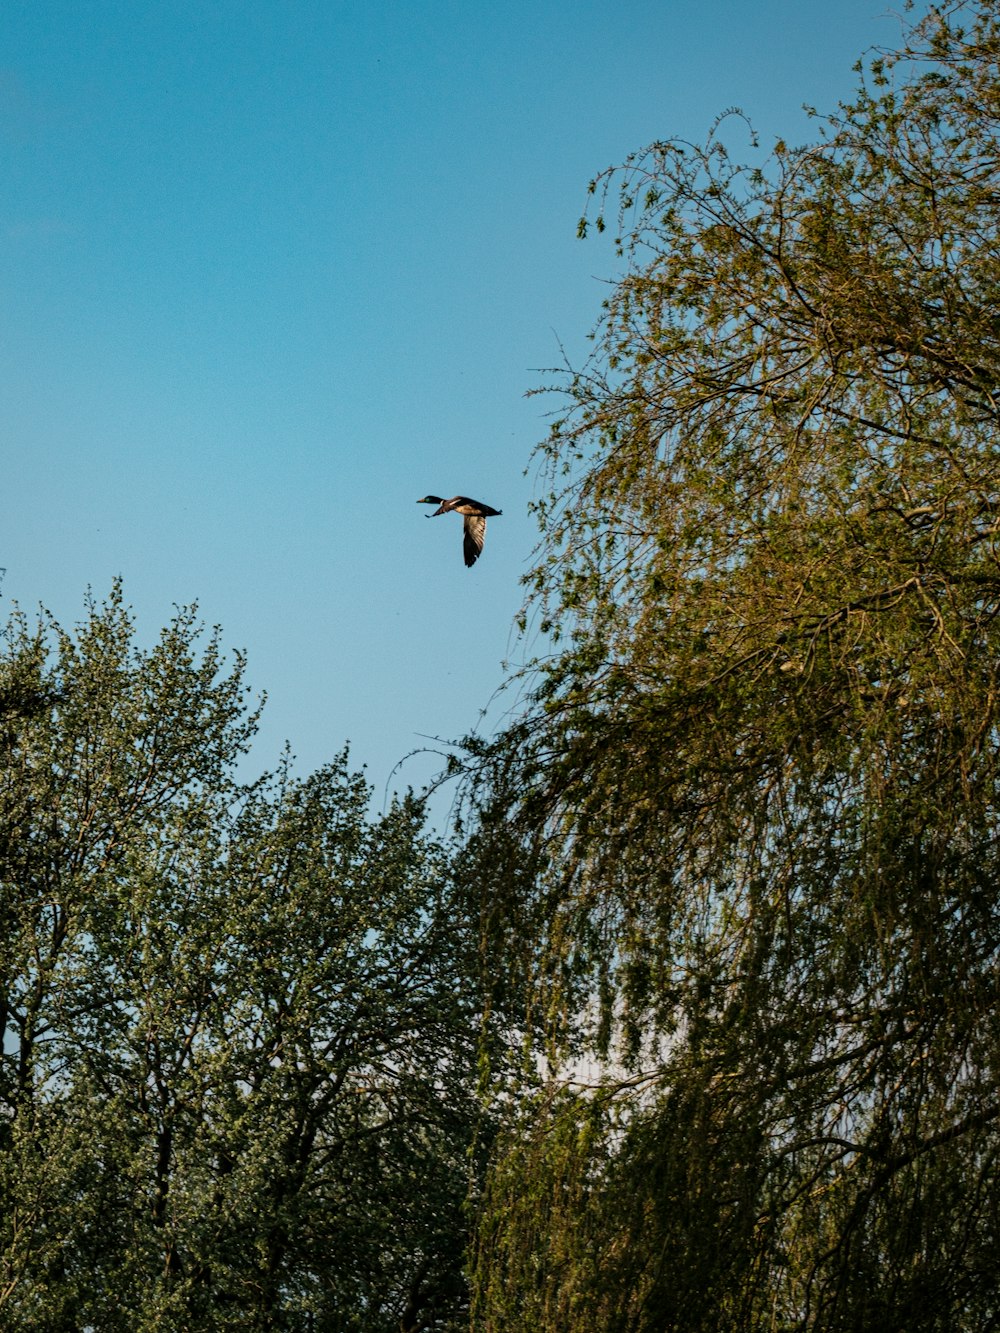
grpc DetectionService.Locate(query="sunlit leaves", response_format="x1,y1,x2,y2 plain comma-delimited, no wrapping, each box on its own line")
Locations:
0,589,480,1331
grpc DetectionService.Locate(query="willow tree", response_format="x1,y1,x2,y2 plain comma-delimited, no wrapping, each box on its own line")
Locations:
469,4,1000,1330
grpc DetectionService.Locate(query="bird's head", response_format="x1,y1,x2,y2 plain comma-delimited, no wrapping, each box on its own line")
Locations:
416,496,444,506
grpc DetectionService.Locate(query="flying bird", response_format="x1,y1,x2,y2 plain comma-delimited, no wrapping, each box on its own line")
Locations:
417,495,502,567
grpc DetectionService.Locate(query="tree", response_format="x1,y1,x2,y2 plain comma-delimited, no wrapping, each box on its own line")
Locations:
0,584,482,1331
467,4,1000,1329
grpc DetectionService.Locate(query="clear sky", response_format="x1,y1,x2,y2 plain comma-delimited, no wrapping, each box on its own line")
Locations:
1,0,905,815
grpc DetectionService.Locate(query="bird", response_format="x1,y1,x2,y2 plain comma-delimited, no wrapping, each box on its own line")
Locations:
417,495,502,567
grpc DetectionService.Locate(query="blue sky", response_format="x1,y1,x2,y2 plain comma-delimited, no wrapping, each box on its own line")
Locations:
1,0,903,814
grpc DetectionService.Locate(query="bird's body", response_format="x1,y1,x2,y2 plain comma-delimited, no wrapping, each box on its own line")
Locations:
417,495,502,567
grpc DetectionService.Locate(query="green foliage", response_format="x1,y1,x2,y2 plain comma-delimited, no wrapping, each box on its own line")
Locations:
0,583,481,1331
469,3,1000,1329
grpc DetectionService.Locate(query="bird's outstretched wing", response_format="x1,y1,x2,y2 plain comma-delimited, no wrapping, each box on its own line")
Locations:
463,515,488,567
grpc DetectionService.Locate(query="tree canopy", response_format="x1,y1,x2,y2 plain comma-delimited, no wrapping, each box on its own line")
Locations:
7,4,1000,1329
467,3,1000,1329
0,585,481,1331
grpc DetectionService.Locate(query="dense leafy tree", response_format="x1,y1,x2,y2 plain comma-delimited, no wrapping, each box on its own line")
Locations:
0,585,480,1331
468,4,1000,1329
